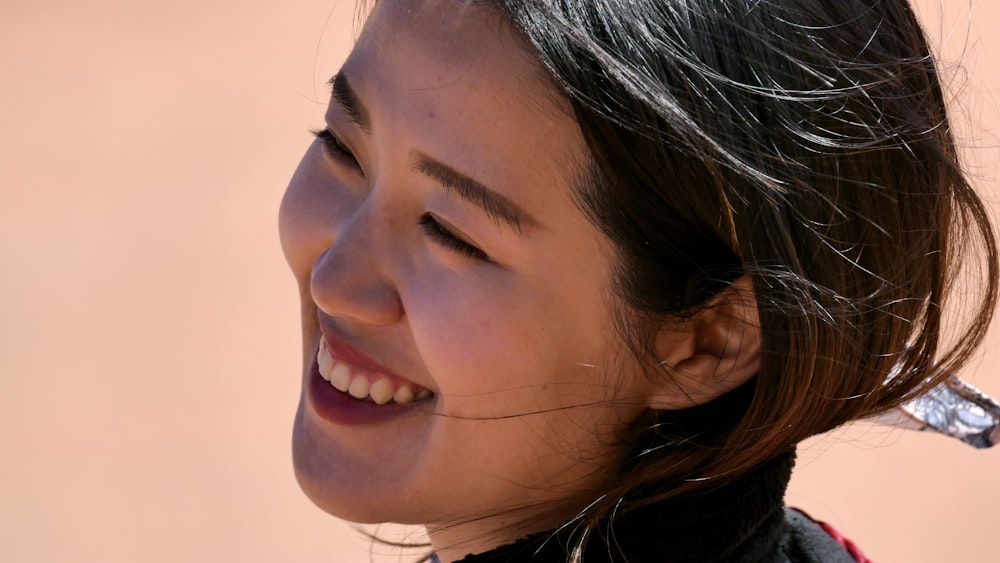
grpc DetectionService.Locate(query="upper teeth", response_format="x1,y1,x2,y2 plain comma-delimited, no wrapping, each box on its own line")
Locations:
317,339,431,405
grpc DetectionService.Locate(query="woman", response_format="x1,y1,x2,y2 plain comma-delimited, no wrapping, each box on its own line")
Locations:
279,0,998,561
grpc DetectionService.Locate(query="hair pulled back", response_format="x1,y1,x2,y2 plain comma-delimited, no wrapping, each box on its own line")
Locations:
485,0,998,529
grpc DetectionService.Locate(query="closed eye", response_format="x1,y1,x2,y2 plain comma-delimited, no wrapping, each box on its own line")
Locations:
312,127,360,169
419,214,490,262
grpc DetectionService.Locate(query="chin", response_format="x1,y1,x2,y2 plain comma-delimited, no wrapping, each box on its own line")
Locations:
291,405,367,522
290,402,419,525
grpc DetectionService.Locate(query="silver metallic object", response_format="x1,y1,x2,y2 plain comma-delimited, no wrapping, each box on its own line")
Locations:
878,376,1000,449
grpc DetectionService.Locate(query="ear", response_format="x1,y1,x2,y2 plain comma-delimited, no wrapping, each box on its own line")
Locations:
645,276,762,410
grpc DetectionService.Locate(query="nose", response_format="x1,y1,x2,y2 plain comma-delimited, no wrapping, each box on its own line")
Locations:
310,203,404,326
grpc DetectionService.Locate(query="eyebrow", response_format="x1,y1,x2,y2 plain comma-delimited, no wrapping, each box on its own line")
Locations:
328,72,371,133
412,153,536,233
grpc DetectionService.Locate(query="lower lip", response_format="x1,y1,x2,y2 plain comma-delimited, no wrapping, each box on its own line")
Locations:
306,358,429,426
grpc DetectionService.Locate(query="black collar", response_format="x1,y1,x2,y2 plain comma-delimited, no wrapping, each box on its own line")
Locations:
451,450,796,562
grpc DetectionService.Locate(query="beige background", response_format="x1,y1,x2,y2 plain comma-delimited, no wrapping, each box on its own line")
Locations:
1,1,997,562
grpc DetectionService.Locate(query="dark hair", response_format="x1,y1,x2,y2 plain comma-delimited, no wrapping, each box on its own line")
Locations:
485,0,997,540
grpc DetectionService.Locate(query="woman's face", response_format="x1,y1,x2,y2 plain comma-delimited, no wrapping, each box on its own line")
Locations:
280,0,666,548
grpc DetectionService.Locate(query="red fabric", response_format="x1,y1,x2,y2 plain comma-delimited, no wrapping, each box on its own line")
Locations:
815,520,872,563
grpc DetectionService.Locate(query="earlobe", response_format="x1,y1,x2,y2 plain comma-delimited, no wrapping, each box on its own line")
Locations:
646,276,762,410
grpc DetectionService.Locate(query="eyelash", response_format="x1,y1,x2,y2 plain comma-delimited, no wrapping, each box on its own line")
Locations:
312,128,489,262
419,214,490,262
313,128,357,165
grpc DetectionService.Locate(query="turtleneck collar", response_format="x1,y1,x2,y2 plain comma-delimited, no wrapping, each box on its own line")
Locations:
447,450,796,563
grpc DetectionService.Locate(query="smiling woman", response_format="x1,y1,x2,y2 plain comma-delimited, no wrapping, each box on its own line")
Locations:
278,1,998,562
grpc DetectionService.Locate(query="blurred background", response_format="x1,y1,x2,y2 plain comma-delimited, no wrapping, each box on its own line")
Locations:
1,1,997,561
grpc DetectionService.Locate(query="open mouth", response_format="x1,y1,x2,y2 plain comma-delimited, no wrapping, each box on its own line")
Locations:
316,337,434,405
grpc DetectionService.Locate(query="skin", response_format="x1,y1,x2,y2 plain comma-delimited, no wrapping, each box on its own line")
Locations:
279,1,758,560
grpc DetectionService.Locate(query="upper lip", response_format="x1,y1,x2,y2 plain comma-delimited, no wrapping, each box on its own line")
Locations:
316,312,414,383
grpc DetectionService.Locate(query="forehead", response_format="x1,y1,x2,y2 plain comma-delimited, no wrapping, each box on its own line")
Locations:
342,0,587,221
355,0,560,111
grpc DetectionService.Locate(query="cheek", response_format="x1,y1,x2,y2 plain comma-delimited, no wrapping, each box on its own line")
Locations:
405,271,614,411
408,280,532,390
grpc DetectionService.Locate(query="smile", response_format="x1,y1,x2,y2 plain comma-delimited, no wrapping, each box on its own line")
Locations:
317,337,433,405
